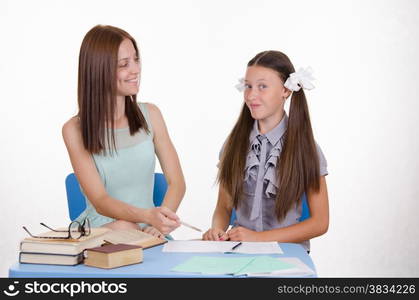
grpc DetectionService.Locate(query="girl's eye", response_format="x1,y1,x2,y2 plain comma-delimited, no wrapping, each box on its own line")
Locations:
118,63,128,68
258,84,267,89
244,84,251,89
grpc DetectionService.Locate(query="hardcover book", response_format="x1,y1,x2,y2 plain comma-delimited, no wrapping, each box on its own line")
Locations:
84,243,143,269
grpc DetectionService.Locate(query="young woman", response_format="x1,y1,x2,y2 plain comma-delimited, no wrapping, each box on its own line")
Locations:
203,51,329,251
63,25,185,237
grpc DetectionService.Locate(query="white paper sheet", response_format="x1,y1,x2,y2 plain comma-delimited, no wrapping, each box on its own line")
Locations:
162,240,283,254
246,257,315,277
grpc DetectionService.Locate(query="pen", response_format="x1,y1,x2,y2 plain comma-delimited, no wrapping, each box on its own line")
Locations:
231,242,242,251
180,221,202,232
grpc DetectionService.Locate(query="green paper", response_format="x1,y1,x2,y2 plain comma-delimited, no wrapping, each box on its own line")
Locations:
172,256,256,274
171,256,296,275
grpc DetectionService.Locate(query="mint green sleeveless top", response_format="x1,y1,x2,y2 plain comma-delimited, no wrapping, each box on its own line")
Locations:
75,103,156,227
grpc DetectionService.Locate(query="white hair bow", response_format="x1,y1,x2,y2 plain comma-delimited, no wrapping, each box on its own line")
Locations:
284,67,315,92
235,78,245,92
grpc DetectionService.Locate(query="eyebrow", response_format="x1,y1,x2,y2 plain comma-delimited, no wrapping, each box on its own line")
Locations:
118,56,139,61
244,79,267,82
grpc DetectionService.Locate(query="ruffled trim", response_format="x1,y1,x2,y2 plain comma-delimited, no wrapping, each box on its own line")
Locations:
244,137,284,197
264,140,283,197
244,138,261,182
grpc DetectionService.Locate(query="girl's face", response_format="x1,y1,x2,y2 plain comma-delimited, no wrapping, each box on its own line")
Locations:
116,39,140,97
244,65,291,122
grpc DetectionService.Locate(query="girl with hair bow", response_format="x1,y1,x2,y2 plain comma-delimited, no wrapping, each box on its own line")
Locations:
203,51,329,252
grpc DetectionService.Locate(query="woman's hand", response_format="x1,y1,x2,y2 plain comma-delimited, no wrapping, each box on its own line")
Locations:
142,225,164,239
202,228,229,241
145,206,180,235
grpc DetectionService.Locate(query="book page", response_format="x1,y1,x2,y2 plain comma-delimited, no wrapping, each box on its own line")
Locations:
162,241,283,254
103,229,166,249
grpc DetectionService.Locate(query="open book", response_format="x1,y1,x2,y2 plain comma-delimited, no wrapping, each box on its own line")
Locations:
102,229,166,249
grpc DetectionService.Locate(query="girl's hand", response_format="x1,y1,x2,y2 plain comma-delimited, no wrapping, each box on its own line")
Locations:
142,225,164,239
202,228,229,241
227,226,260,241
145,206,180,235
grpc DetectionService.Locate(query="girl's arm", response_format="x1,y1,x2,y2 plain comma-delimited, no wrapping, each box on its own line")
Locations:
62,117,180,234
228,176,329,242
147,103,186,213
203,184,232,240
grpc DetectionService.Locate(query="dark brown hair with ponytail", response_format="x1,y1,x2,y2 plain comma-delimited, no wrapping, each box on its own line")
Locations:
78,25,149,154
218,50,320,221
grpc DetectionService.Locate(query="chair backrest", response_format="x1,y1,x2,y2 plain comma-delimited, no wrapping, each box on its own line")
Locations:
229,193,310,225
65,173,87,221
153,173,168,207
300,193,310,222
65,173,168,221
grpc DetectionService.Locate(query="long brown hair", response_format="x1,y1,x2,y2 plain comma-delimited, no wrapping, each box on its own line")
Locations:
218,50,320,221
78,25,149,154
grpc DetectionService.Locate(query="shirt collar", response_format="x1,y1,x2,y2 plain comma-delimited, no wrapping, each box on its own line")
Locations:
249,113,288,146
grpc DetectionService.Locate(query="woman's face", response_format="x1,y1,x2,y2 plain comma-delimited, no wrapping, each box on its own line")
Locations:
244,65,291,122
116,39,140,97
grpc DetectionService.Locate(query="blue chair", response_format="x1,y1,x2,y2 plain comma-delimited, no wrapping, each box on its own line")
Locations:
65,172,168,221
65,173,88,221
229,193,310,225
300,193,310,222
153,173,168,207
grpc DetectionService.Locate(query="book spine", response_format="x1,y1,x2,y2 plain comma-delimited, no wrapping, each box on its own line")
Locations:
19,252,84,265
19,251,84,257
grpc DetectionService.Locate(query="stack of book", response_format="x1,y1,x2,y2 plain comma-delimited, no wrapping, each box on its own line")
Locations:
19,227,110,266
19,227,167,266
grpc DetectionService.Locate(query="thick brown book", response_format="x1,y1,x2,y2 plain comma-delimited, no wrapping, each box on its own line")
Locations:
84,244,143,269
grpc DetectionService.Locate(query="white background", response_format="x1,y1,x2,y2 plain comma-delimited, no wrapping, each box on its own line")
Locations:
1,0,418,277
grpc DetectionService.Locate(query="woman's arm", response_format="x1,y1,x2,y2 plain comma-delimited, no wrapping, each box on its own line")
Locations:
147,103,186,212
203,184,232,240
228,176,329,242
62,117,180,234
